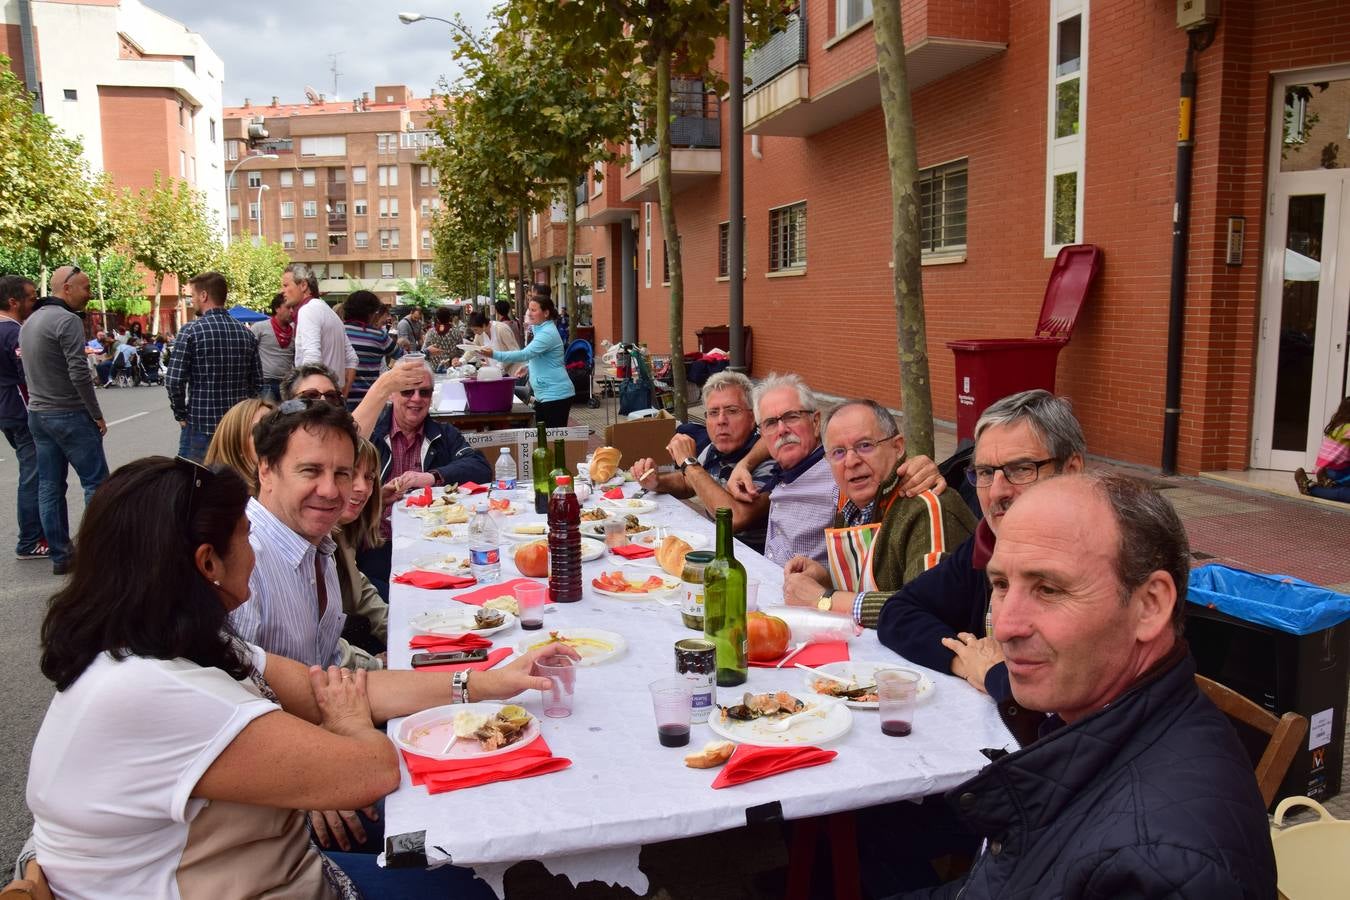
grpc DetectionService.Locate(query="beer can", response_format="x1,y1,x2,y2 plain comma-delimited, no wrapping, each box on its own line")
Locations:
674,638,716,724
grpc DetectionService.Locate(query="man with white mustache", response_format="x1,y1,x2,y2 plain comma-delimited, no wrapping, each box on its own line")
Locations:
876,389,1085,718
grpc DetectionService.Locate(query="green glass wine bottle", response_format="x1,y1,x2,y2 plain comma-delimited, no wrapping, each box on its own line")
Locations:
532,421,551,514
548,438,569,493
703,507,748,686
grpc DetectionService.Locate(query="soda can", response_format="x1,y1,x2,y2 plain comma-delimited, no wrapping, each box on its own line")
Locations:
675,638,716,724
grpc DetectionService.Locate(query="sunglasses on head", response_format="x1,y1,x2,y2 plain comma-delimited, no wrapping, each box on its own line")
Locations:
400,388,435,398
175,455,213,520
294,389,344,407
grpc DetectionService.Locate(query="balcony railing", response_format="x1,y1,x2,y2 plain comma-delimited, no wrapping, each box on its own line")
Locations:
745,11,807,94
254,138,294,154
637,79,721,163
575,176,588,207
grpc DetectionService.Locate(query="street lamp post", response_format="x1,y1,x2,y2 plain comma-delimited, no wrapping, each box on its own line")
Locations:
254,184,269,244
398,11,483,47
226,153,278,245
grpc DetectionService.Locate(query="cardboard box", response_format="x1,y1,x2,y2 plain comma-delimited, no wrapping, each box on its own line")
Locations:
462,426,589,482
604,411,678,465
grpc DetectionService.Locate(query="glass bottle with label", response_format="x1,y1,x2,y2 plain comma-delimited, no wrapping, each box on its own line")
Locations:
702,508,747,686
680,551,713,631
532,421,551,514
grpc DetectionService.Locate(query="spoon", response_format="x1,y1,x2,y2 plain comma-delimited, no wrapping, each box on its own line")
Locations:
760,700,839,733
438,731,459,756
794,663,854,685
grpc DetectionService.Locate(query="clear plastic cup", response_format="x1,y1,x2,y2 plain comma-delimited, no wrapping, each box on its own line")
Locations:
537,654,576,718
877,669,920,737
400,351,426,366
648,676,693,747
514,581,548,630
747,580,761,612
602,516,629,549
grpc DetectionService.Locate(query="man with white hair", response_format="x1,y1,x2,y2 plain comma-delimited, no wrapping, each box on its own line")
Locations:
282,263,357,394
630,371,774,552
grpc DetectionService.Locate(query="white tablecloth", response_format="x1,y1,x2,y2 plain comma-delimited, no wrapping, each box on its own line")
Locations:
381,489,1013,896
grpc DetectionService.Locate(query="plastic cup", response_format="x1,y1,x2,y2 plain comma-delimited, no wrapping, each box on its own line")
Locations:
514,581,548,631
537,654,576,718
747,580,761,612
603,516,629,549
400,351,426,366
876,669,920,737
649,676,693,747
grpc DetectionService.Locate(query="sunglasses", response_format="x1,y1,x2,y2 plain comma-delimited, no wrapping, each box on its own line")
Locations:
399,388,435,398
175,455,213,520
294,389,344,406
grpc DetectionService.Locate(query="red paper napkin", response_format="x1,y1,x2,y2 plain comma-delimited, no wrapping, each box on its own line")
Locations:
393,570,478,590
603,486,625,500
458,482,489,495
403,735,571,794
610,543,655,560
408,633,493,652
405,487,434,507
414,646,513,673
451,577,550,607
711,743,837,789
749,641,851,669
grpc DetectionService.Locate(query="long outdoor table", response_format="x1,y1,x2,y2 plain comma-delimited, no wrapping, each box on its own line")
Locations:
381,488,1013,896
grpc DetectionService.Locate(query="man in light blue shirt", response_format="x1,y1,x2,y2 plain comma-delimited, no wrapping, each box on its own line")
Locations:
228,399,359,667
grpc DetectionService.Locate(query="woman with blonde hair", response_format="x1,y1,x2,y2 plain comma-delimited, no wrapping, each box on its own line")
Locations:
204,397,276,493
334,438,389,671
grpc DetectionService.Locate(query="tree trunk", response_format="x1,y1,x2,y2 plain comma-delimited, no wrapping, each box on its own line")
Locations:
96,255,107,320
520,205,535,293
516,207,529,312
565,178,578,328
151,272,164,335
655,47,688,420
873,0,934,458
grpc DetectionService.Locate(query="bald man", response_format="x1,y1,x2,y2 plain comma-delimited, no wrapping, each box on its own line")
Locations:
19,265,109,575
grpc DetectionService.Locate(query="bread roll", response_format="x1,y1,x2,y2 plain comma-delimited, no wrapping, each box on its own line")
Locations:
590,446,622,483
657,535,693,577
683,740,734,769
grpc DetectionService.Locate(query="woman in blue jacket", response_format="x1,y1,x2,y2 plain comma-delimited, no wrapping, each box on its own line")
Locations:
480,295,575,428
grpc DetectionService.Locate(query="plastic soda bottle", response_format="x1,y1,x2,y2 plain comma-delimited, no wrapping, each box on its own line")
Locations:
547,475,582,603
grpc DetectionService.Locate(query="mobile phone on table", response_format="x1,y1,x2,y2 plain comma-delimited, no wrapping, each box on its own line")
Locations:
411,648,489,668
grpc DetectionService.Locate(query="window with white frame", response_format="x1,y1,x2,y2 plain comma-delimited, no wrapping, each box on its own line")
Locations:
377,133,395,154
388,198,399,218
390,228,400,248
431,197,441,212
352,166,367,184
421,229,432,250
596,257,607,291
248,202,260,220
247,171,261,188
643,203,652,288
303,200,317,218
419,166,440,186
280,201,295,218
335,201,346,216
550,198,566,222
180,151,187,178
717,218,746,278
226,140,239,161
304,232,318,250
279,170,293,188
918,159,968,255
333,167,346,184
836,0,873,34
228,204,239,220
382,263,395,278
378,165,398,187
354,198,368,216
768,202,807,271
420,198,431,217
300,136,346,157
302,169,316,187
355,231,369,248
281,232,296,250
1046,1,1086,252
329,263,343,277
379,198,389,218
379,229,390,250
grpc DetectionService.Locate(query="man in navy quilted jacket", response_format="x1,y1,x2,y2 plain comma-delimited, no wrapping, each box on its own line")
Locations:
900,472,1275,899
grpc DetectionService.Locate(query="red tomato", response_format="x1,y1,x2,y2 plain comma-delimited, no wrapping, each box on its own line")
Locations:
747,612,791,662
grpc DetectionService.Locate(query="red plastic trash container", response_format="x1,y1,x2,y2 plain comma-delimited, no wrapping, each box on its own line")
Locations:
948,338,1067,443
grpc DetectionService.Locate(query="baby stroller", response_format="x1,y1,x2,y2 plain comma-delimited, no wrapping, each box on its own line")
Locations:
564,339,596,408
107,349,146,387
616,343,657,416
138,344,163,385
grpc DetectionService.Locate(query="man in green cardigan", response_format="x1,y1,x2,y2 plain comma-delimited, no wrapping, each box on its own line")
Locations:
782,400,976,629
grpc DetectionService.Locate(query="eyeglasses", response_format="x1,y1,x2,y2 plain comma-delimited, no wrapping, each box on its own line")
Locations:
294,389,344,406
965,458,1059,487
399,388,435,398
705,405,746,420
760,409,814,432
277,397,315,415
825,439,885,463
175,455,213,519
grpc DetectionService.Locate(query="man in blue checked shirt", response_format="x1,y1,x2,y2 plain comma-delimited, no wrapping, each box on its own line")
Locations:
165,272,261,461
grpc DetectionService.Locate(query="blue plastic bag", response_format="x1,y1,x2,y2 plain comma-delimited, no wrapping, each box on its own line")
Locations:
1188,564,1350,636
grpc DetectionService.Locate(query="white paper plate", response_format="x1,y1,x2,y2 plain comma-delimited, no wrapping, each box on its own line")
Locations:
395,702,540,761
801,662,936,710
407,553,471,575
707,692,853,747
579,519,658,541
421,525,467,543
410,607,516,638
600,497,659,514
456,342,483,353
516,627,626,666
630,528,708,550
502,522,550,541
589,567,681,601
511,536,606,562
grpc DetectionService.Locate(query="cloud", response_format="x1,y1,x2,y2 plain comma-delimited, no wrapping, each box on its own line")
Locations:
147,0,498,106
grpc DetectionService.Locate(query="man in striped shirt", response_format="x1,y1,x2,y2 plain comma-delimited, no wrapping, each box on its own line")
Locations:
228,400,358,667
781,400,975,629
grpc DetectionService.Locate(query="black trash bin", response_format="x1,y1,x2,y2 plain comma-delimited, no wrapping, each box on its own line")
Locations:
1186,565,1350,807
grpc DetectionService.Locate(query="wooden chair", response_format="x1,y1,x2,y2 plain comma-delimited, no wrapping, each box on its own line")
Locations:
1195,674,1308,808
0,859,52,900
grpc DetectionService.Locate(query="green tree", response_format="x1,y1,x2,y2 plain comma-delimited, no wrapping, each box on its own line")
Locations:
129,174,219,332
214,238,290,311
84,251,150,317
396,275,447,309
505,0,788,418
84,175,136,319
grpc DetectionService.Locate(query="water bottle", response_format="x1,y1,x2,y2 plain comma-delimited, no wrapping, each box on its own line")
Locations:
495,447,518,491
547,475,582,603
468,502,501,583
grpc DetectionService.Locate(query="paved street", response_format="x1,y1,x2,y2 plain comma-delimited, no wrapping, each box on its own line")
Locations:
0,382,181,862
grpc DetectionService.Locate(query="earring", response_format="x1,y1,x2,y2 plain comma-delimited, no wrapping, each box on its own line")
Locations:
212,579,221,586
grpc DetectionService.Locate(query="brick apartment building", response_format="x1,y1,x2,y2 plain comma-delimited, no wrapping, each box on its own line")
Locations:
544,0,1350,478
222,85,446,304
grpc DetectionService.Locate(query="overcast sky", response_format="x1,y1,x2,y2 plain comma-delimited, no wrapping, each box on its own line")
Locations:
148,0,498,107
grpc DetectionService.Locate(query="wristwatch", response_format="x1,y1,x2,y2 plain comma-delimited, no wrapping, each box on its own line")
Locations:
677,456,700,472
817,593,834,612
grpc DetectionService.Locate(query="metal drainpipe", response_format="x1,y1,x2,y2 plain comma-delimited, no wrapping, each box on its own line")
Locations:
1161,25,1216,475
728,0,745,373
18,0,42,112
